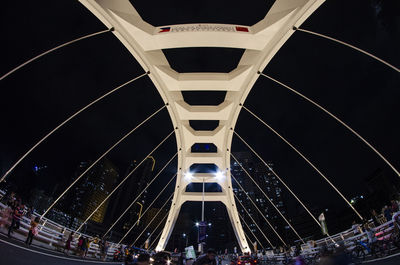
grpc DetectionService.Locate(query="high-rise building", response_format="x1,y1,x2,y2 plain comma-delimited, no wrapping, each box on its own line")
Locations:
58,158,119,227
231,151,287,247
107,157,155,240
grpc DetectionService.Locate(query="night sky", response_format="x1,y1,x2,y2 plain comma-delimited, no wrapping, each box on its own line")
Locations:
1,0,399,246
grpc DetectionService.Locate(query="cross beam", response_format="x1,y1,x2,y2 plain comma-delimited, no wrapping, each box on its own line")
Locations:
78,0,325,252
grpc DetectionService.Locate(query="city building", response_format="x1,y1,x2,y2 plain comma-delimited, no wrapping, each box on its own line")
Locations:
58,158,119,228
231,151,287,247
107,157,155,240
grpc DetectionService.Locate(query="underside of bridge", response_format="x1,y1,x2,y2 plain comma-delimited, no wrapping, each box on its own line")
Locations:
78,0,326,252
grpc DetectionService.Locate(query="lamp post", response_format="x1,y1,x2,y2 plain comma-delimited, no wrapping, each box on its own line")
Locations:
202,177,205,222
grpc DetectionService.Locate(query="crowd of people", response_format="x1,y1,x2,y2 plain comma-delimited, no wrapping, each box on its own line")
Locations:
2,188,400,264
0,191,37,244
122,248,217,265
0,191,111,260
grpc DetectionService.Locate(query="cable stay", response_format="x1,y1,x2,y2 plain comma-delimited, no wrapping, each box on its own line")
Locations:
238,212,265,250
231,153,305,244
132,192,174,246
234,192,274,248
257,72,400,178
243,233,256,252
118,172,177,244
234,131,321,229
149,228,164,250
293,27,399,73
0,28,115,81
140,212,168,249
76,130,175,232
0,71,150,184
40,104,165,219
231,172,287,246
240,105,364,221
103,152,177,237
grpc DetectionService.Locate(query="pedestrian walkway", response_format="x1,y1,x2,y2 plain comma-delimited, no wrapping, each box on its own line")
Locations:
0,233,119,265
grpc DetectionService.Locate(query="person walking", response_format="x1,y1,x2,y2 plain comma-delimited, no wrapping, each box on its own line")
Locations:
7,203,24,237
25,216,39,245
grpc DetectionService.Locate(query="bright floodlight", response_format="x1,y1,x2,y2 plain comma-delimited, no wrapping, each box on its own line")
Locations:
195,222,199,227
184,171,193,180
215,170,225,180
155,246,163,252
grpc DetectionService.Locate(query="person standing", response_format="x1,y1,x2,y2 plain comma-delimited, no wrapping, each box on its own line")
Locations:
193,249,217,265
100,238,109,261
84,237,92,258
64,232,74,255
391,200,399,213
25,216,39,245
81,237,88,258
383,205,392,222
8,203,24,237
0,202,13,228
77,236,84,256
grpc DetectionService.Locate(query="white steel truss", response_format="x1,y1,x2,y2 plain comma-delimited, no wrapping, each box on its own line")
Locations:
79,0,325,252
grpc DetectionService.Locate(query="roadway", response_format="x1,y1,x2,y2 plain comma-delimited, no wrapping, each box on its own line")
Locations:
1,234,400,265
0,235,119,265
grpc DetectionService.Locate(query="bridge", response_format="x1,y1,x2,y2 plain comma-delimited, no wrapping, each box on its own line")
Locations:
0,0,399,264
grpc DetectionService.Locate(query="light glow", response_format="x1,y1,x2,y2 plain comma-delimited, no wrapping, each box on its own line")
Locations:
184,171,193,180
215,170,225,180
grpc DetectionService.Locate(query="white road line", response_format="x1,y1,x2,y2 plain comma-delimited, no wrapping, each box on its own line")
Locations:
362,252,400,263
0,238,121,264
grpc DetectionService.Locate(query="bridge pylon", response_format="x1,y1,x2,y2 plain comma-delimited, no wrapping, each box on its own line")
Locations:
79,0,325,252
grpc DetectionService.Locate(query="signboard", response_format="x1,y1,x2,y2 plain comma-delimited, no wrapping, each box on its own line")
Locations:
198,221,207,242
158,24,250,33
185,246,196,259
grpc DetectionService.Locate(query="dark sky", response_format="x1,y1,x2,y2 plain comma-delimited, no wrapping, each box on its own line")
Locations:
1,0,399,242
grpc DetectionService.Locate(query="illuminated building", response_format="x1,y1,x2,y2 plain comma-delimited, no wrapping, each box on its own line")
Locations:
59,158,119,226
231,151,287,246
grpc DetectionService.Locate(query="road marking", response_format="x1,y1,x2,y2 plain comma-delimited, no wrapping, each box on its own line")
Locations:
0,238,121,264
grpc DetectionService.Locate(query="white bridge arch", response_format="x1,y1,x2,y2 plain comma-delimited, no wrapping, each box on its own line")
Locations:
79,0,325,252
